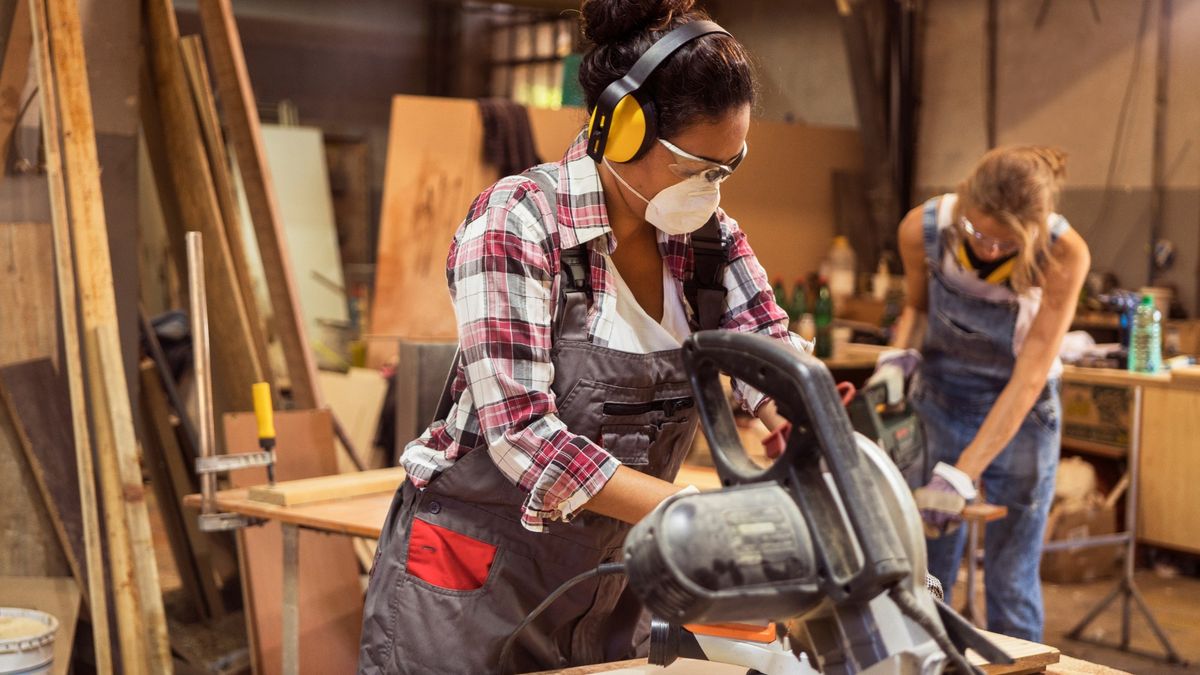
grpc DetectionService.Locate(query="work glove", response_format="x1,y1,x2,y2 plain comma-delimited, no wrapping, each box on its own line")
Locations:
866,348,922,406
762,422,791,459
913,462,977,538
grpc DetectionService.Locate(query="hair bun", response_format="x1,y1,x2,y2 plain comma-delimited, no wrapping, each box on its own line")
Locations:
580,0,696,45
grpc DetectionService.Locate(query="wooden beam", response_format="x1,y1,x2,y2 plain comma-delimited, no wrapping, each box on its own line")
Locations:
247,467,406,507
142,0,264,420
198,0,323,409
178,34,272,385
25,0,109,670
38,0,170,669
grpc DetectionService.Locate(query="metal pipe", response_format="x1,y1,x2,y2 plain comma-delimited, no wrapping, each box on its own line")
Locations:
187,232,217,515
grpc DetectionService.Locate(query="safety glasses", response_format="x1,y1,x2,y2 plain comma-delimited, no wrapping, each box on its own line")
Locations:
658,138,747,184
960,216,1021,257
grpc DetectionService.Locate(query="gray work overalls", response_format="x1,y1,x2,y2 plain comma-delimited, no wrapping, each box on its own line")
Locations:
357,168,728,674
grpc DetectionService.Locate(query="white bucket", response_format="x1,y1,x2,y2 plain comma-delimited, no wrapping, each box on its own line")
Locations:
0,608,58,675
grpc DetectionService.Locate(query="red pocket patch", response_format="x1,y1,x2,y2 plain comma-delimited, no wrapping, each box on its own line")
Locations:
406,519,497,591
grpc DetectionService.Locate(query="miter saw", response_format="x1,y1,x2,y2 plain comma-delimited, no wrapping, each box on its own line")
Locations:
622,330,1010,674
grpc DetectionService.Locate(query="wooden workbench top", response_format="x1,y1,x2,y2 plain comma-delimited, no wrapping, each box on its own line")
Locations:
528,630,1064,674
183,464,727,538
1062,364,1200,390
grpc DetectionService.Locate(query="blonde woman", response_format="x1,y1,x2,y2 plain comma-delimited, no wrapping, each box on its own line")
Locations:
889,147,1090,640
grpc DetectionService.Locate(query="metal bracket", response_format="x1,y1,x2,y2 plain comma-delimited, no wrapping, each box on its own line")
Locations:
198,512,265,532
195,451,274,474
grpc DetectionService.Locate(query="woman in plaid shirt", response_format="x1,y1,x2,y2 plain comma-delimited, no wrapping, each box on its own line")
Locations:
360,1,810,672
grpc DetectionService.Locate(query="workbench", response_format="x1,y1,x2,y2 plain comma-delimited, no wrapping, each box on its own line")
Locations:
528,630,1068,674
1060,365,1200,554
185,463,1102,675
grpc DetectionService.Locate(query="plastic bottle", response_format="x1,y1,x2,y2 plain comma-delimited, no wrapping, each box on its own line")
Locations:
815,278,834,359
1128,294,1163,373
826,236,857,301
772,278,788,312
797,314,817,343
872,259,891,301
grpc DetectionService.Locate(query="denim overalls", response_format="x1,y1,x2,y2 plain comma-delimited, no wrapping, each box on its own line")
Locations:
909,197,1064,641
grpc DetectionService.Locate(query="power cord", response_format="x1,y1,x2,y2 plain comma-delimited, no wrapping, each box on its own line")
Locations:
498,561,627,674
888,585,982,675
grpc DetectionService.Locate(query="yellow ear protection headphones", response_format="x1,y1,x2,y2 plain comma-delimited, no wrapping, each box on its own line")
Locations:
585,20,731,164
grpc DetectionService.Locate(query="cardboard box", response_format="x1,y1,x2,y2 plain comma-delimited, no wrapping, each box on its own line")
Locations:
1041,501,1121,583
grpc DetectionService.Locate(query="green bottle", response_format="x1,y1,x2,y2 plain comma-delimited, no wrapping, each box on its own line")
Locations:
772,278,789,319
815,278,834,358
790,278,808,321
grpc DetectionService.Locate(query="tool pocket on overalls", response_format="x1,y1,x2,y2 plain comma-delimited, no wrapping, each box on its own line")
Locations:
405,517,500,594
600,425,652,466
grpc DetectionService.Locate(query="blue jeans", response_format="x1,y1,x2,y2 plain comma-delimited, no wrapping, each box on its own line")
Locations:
911,380,1061,642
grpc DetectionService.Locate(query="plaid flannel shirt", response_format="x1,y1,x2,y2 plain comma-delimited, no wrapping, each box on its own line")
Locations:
400,132,812,532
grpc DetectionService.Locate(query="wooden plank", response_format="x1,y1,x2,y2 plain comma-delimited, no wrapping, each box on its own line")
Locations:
93,327,172,674
0,360,85,592
198,0,323,410
223,409,362,674
137,360,226,621
0,576,81,675
39,0,169,667
247,467,406,507
0,222,57,368
142,0,264,423
179,33,273,397
27,0,109,669
0,0,31,178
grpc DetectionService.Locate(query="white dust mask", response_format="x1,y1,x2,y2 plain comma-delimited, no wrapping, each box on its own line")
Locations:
605,158,720,236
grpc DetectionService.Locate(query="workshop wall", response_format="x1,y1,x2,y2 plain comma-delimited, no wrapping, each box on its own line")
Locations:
917,0,1200,315
708,0,858,127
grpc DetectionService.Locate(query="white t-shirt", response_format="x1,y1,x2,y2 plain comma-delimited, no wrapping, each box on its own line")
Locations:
606,260,691,353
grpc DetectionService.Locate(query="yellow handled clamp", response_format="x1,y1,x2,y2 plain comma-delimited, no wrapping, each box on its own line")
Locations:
252,382,278,484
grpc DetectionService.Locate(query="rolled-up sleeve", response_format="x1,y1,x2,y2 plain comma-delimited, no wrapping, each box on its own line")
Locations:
450,182,620,532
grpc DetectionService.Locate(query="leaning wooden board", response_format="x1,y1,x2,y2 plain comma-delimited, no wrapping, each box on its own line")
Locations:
0,360,86,593
223,410,362,675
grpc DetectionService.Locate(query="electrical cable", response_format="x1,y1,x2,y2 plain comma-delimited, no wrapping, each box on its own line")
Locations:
498,561,627,674
888,585,982,675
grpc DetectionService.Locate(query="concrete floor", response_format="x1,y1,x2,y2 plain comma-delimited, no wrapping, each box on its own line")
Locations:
953,570,1200,674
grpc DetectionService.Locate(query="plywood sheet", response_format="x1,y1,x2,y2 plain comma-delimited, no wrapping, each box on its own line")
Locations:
235,126,348,370
0,576,81,675
369,96,860,361
317,368,388,469
0,393,71,578
0,223,57,368
0,360,85,591
223,409,362,675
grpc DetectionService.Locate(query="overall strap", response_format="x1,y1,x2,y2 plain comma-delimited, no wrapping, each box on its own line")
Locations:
683,214,729,331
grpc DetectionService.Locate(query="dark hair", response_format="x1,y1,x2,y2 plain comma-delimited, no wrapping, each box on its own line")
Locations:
579,0,755,140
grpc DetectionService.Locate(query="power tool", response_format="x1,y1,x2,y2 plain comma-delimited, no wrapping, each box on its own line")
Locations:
623,331,1009,674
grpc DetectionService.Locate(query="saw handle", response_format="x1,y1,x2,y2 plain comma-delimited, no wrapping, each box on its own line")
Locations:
681,331,909,604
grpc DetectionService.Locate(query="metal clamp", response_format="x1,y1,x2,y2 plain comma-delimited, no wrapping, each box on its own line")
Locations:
195,451,275,475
